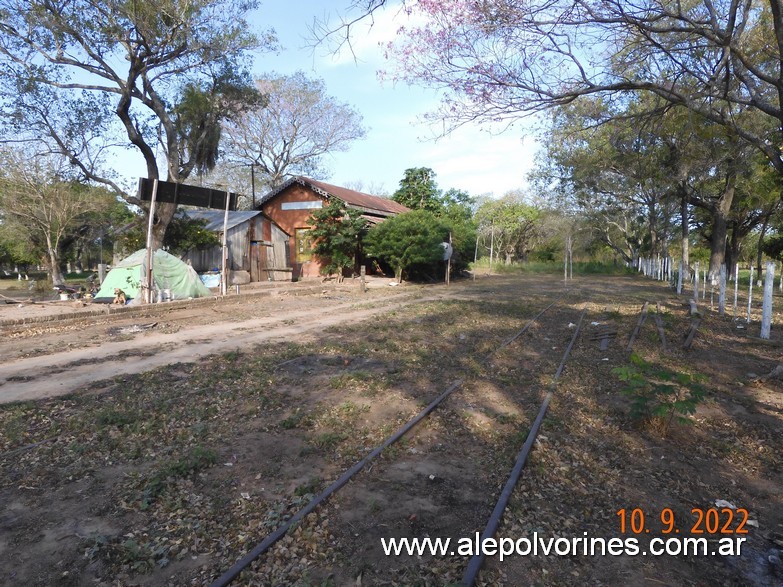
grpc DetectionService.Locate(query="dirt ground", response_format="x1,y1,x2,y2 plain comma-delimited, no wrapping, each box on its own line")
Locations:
0,272,781,586
0,278,430,404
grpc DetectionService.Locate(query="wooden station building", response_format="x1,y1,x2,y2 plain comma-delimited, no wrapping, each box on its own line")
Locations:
255,176,408,280
182,176,407,282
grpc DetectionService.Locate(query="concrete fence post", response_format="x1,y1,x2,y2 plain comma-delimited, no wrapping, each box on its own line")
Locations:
761,261,774,339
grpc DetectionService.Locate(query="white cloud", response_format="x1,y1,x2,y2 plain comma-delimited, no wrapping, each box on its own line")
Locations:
419,129,538,196
326,122,539,199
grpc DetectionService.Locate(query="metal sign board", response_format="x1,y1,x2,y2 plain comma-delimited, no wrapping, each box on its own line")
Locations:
137,178,238,211
441,242,453,260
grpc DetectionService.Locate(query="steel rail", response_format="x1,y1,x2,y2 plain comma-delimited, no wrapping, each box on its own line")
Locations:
487,287,574,360
211,297,565,586
488,298,563,360
462,307,587,587
626,301,650,351
210,380,463,587
554,308,587,381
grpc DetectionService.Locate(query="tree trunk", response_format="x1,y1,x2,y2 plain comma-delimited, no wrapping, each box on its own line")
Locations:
680,191,690,280
47,238,65,285
602,233,633,264
488,225,495,274
147,201,177,251
708,172,736,279
75,243,84,273
117,83,179,253
647,199,659,257
756,214,770,276
709,209,728,279
726,224,739,278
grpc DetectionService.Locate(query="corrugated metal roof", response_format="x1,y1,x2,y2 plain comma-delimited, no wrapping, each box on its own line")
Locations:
256,176,409,217
183,209,262,231
361,215,384,225
306,178,409,215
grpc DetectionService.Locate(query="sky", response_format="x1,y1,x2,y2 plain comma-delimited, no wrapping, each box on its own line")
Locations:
247,0,540,198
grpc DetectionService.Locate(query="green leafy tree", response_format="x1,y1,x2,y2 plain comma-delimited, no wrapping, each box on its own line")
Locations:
0,237,13,267
60,191,135,272
440,188,475,224
163,216,221,258
0,221,38,268
174,70,265,179
309,200,368,282
390,169,477,276
392,168,442,212
118,214,220,258
438,188,477,274
475,194,540,264
364,210,447,282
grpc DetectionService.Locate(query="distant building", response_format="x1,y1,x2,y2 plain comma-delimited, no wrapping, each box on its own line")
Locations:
256,176,408,279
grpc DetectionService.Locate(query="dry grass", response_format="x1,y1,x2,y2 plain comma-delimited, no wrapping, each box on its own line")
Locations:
1,274,781,586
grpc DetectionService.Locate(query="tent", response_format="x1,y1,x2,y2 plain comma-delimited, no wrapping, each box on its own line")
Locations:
94,249,213,304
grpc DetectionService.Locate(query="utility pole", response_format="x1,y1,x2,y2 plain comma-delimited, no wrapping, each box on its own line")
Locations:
144,179,159,304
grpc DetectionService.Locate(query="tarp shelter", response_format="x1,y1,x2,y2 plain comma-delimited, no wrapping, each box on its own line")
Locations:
94,249,212,304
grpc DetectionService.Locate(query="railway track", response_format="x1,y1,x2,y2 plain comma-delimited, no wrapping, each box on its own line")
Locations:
5,276,766,587
211,293,589,586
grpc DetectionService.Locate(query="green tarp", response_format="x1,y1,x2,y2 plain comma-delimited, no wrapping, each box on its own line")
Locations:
95,249,212,304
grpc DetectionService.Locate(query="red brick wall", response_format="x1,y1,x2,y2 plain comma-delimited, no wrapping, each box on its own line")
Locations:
261,185,326,279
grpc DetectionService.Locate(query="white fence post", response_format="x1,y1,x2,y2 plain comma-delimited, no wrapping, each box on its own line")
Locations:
747,266,754,324
733,263,739,318
703,268,707,300
677,261,683,295
761,261,775,339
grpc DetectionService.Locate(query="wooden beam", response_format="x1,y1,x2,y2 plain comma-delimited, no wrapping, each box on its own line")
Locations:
626,301,649,352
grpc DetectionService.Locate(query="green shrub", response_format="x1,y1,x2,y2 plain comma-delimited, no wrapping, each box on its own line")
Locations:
612,354,706,436
364,210,447,282
141,446,217,509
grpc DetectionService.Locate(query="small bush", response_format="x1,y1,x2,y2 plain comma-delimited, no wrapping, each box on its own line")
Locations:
280,409,307,429
311,431,347,449
294,476,323,496
95,408,139,428
141,446,217,509
612,354,706,436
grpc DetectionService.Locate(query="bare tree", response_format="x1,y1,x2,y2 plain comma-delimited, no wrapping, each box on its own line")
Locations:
323,1,783,175
0,149,112,284
223,71,366,190
343,179,390,196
